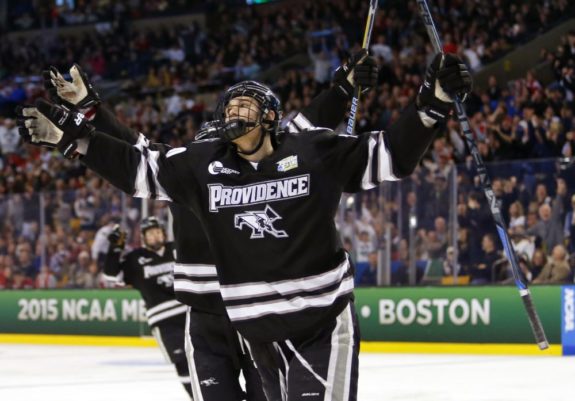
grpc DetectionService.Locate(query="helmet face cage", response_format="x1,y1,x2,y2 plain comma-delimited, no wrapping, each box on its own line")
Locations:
215,81,281,141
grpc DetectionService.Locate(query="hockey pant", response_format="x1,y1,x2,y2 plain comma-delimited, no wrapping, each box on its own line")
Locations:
185,307,267,401
151,315,193,399
247,301,360,401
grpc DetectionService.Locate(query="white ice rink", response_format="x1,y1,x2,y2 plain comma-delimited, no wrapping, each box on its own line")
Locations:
0,344,573,401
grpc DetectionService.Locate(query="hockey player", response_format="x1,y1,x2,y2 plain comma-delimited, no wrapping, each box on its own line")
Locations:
22,52,471,400
103,216,192,398
23,52,378,400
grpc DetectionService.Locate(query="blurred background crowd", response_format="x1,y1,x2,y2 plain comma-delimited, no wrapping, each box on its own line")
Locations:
0,0,574,289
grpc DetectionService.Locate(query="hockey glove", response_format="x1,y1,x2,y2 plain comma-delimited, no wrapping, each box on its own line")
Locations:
16,105,61,148
195,120,221,140
416,53,473,124
107,224,127,253
333,49,378,98
34,98,96,158
43,64,100,110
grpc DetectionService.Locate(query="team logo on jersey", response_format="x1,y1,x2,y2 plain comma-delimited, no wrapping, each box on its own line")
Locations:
277,155,298,172
208,161,240,175
234,205,288,239
143,262,174,278
156,273,174,288
209,174,310,212
138,257,153,265
200,377,219,387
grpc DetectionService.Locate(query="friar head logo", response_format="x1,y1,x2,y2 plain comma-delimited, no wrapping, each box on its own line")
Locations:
234,205,288,239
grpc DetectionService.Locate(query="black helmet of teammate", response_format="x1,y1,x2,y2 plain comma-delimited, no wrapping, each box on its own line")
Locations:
140,216,165,250
214,81,282,151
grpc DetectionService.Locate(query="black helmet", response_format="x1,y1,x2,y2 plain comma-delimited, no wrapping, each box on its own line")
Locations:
140,216,166,251
214,81,282,148
140,216,163,235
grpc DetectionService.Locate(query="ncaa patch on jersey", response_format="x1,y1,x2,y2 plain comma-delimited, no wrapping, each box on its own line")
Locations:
277,155,298,172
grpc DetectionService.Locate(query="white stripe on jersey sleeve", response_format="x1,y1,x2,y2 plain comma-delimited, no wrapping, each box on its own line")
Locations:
174,263,218,277
361,131,398,190
146,299,183,317
131,133,174,201
174,279,221,294
134,150,151,198
147,149,171,201
147,305,188,326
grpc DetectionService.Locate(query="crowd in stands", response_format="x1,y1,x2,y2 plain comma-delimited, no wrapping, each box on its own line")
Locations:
1,0,575,289
5,0,206,31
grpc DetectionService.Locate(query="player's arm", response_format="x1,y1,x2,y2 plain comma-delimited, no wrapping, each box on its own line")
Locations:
43,64,139,145
314,53,472,191
18,99,195,205
283,50,378,131
102,224,128,284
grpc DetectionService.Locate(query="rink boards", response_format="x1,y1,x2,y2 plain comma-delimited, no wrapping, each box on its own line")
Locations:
0,286,573,355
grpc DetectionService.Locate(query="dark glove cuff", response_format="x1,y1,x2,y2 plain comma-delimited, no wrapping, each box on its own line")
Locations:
332,65,354,99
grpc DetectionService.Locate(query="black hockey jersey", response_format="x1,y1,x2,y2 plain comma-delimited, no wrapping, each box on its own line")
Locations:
83,102,438,342
103,242,187,327
91,87,349,316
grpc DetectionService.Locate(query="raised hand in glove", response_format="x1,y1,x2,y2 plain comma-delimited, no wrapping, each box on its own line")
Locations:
333,49,379,98
16,105,61,148
43,64,100,110
30,98,95,158
417,53,473,124
108,224,127,253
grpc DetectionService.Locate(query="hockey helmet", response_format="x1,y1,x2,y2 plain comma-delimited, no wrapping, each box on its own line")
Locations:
140,216,166,250
214,80,282,146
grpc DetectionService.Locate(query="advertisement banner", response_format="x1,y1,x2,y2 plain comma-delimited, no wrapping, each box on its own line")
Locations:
0,290,149,336
561,286,575,355
354,286,561,344
0,287,563,345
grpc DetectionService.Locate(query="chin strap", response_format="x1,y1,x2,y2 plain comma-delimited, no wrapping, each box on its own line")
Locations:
237,129,267,156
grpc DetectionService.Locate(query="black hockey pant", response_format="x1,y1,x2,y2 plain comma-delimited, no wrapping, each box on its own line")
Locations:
185,307,267,401
248,302,360,401
151,317,193,398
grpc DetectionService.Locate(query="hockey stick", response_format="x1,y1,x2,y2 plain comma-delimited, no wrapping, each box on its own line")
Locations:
417,0,549,350
346,0,378,135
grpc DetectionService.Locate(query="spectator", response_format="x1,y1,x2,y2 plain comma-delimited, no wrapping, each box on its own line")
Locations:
533,244,572,284
0,265,12,288
564,194,575,252
91,219,117,269
443,246,460,276
426,216,448,259
530,249,548,279
35,265,57,288
357,251,377,286
508,201,526,230
75,251,102,288
14,242,37,279
0,118,20,160
354,230,376,285
470,233,500,285
527,203,564,252
11,269,34,289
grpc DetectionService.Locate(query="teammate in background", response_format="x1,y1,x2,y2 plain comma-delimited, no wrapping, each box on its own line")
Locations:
103,216,192,399
22,51,472,400
21,52,377,400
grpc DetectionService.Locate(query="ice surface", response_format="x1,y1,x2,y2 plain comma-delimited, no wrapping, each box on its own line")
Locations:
0,344,572,401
